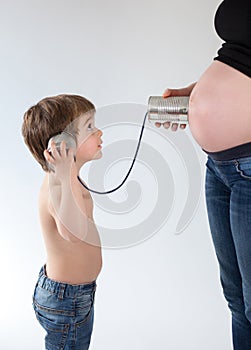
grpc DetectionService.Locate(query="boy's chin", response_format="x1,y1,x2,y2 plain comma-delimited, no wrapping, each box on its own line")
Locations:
93,150,103,160
79,151,102,164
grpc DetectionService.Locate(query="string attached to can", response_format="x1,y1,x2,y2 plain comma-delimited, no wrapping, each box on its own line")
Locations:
77,112,148,194
78,96,189,194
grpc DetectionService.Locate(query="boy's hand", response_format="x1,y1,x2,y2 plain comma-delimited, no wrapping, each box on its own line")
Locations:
43,141,77,183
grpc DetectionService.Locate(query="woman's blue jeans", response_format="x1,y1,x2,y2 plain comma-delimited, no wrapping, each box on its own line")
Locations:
205,156,251,349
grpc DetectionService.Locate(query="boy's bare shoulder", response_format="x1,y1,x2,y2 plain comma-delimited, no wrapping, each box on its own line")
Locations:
38,174,93,218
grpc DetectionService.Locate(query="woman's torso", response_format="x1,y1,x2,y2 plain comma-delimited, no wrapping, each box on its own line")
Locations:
188,0,251,153
189,61,251,152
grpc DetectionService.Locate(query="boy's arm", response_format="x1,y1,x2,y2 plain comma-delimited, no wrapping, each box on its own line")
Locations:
44,141,89,242
48,174,89,242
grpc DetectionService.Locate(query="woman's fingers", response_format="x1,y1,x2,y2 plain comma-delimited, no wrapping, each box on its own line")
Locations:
163,122,171,129
155,122,186,131
163,88,184,98
163,88,172,98
171,123,178,131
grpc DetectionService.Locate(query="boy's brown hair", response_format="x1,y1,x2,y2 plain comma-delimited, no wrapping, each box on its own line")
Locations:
22,94,95,172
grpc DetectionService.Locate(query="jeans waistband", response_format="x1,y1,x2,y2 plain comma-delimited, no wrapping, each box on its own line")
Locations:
203,141,251,161
37,265,96,298
207,155,251,166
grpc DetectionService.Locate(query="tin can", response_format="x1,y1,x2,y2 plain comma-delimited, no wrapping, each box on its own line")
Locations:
147,96,189,124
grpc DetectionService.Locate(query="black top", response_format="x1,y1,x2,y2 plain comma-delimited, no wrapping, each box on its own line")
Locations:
214,0,251,77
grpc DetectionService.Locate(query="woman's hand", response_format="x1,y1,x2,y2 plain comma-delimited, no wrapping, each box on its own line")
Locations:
155,82,197,131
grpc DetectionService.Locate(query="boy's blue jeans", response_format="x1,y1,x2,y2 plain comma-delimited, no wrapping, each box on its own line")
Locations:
32,265,96,350
205,156,251,349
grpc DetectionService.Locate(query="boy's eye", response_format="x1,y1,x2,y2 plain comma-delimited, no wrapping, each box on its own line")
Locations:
87,123,94,130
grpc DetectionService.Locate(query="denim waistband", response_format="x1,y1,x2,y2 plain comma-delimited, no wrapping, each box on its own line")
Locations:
203,141,251,161
37,265,96,298
207,155,251,166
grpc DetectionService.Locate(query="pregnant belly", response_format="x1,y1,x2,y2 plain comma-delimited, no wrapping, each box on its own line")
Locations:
188,61,251,152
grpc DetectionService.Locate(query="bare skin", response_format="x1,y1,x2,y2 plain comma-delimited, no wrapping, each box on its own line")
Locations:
157,61,251,152
39,115,103,284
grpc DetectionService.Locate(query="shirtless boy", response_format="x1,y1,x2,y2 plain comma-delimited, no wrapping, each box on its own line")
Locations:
22,94,103,350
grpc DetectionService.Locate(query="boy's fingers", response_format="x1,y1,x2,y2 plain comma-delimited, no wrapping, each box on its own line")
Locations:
68,148,75,158
50,141,60,159
60,140,67,157
60,141,75,161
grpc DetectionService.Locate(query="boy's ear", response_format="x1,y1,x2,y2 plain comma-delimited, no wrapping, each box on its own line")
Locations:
43,149,52,163
43,149,49,161
43,149,55,172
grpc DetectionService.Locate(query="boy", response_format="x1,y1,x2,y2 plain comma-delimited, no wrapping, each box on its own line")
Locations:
22,94,103,350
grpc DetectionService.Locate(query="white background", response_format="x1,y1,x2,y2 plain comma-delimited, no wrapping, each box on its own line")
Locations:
0,0,232,349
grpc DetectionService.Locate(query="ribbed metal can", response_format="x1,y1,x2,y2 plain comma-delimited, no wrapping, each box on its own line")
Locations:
47,132,77,154
147,96,189,123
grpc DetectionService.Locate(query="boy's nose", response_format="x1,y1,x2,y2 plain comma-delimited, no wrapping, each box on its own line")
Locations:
96,128,103,137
